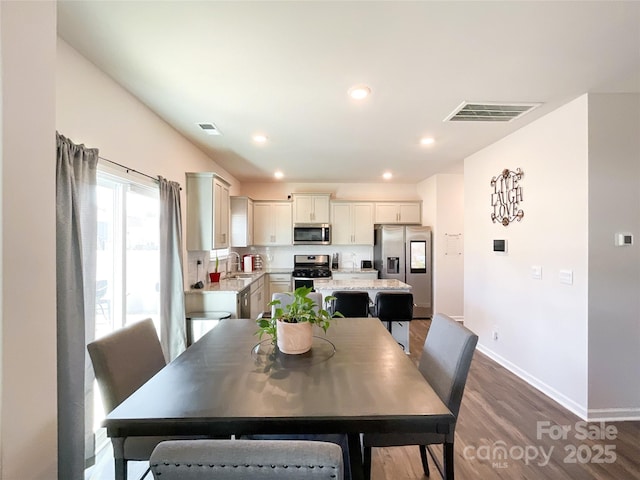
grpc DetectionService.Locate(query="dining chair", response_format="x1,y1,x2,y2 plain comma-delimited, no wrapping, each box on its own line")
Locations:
149,439,344,479
271,291,323,317
362,313,478,480
372,292,414,350
330,291,370,317
87,319,186,480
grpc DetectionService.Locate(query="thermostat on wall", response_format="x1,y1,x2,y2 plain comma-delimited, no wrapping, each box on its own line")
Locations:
493,239,507,253
615,233,633,246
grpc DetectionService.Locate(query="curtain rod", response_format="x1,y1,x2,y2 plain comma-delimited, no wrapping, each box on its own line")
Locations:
98,156,182,190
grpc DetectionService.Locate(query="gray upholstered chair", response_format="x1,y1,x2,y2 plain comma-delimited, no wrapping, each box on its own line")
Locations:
362,313,478,480
149,439,344,480
330,291,370,317
87,319,172,479
271,291,323,317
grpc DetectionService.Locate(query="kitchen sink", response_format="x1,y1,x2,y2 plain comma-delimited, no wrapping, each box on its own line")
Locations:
227,273,257,279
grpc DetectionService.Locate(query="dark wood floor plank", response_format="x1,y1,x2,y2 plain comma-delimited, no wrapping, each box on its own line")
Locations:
370,320,640,480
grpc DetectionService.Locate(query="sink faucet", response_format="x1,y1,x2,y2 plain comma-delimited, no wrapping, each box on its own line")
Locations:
228,251,241,274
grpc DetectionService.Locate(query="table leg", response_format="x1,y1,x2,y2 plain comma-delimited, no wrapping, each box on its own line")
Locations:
186,318,193,347
347,433,364,480
112,437,127,480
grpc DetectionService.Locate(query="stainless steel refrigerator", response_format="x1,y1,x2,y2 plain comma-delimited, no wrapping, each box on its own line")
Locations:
373,225,432,318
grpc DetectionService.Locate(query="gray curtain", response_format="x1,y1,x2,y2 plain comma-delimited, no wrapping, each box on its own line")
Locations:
56,133,98,478
158,176,187,361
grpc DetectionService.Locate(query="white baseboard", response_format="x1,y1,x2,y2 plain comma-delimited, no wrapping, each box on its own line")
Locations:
586,408,640,422
476,343,589,420
450,315,464,323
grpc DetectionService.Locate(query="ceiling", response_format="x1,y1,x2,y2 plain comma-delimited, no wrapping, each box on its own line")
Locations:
57,1,640,184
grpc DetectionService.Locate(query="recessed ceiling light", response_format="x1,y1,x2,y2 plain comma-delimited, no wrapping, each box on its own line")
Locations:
253,134,268,143
348,85,371,100
382,172,392,180
274,171,284,179
420,137,435,146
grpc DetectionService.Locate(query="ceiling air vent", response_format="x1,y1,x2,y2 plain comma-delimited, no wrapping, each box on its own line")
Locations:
197,122,222,135
445,102,541,122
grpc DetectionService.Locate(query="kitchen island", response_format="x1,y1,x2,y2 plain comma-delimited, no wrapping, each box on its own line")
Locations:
314,278,412,353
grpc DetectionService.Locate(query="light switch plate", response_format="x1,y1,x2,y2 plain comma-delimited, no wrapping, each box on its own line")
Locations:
615,233,633,246
559,269,573,285
531,266,542,280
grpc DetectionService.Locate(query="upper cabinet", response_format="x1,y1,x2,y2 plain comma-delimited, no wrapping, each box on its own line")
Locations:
374,202,421,224
230,196,254,247
186,173,230,250
331,202,374,245
253,201,292,246
292,194,331,224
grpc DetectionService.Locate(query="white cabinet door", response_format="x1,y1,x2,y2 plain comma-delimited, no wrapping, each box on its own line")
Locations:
214,179,230,248
186,172,231,250
272,202,292,245
398,203,421,224
253,203,273,245
230,196,254,247
293,194,330,223
352,203,374,244
253,202,292,245
330,203,352,245
374,203,400,224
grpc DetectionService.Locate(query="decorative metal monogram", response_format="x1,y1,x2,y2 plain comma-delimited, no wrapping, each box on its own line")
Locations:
491,168,524,226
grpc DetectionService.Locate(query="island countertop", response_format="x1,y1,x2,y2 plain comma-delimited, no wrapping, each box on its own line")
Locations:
313,278,412,291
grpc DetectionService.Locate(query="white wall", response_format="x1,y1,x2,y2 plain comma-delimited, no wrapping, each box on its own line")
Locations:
587,94,640,418
417,174,464,318
1,2,57,478
241,182,420,201
57,38,242,288
465,95,590,417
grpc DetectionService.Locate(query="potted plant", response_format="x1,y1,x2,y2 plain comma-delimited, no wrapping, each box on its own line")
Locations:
256,286,342,354
209,254,221,283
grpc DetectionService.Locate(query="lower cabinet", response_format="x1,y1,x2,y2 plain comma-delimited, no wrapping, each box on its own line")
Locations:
268,273,292,310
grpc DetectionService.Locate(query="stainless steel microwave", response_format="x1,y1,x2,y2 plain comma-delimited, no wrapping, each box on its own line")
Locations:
293,223,331,245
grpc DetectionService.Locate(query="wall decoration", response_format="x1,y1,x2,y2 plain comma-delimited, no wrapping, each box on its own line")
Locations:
490,168,524,226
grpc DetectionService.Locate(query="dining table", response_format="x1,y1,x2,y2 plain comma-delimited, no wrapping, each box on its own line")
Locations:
104,317,454,480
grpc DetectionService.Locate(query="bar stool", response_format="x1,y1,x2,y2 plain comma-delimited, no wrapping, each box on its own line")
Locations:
373,292,413,351
331,291,371,317
186,311,231,346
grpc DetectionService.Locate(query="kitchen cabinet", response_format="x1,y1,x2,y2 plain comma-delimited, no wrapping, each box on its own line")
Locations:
374,202,421,224
330,201,374,245
253,201,292,245
330,270,378,281
268,273,292,308
230,196,254,247
249,275,265,320
292,193,330,224
186,172,230,250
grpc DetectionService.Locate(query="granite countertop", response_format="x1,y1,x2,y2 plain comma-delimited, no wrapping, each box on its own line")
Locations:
331,268,378,274
185,269,294,294
313,278,412,290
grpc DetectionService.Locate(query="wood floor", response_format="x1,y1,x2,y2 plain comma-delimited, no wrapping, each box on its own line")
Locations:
368,319,640,480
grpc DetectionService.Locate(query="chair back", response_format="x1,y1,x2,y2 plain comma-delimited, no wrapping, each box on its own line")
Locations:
331,291,370,317
87,318,166,412
150,439,344,479
374,292,413,321
271,292,323,318
418,313,478,417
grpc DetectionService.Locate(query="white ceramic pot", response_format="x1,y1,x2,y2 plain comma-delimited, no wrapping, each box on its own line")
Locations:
276,320,313,354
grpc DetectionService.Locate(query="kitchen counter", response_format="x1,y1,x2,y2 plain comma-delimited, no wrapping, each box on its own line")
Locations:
313,278,410,291
330,268,378,274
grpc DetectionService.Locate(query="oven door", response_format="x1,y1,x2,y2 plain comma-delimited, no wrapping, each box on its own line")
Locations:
292,278,315,290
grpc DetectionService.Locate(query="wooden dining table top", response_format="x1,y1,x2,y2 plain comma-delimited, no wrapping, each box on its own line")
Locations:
104,317,453,439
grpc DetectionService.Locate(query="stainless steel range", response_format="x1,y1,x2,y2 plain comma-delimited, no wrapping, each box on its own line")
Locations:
291,254,332,290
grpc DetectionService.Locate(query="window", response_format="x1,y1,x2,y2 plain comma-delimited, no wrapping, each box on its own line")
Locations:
93,167,160,446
